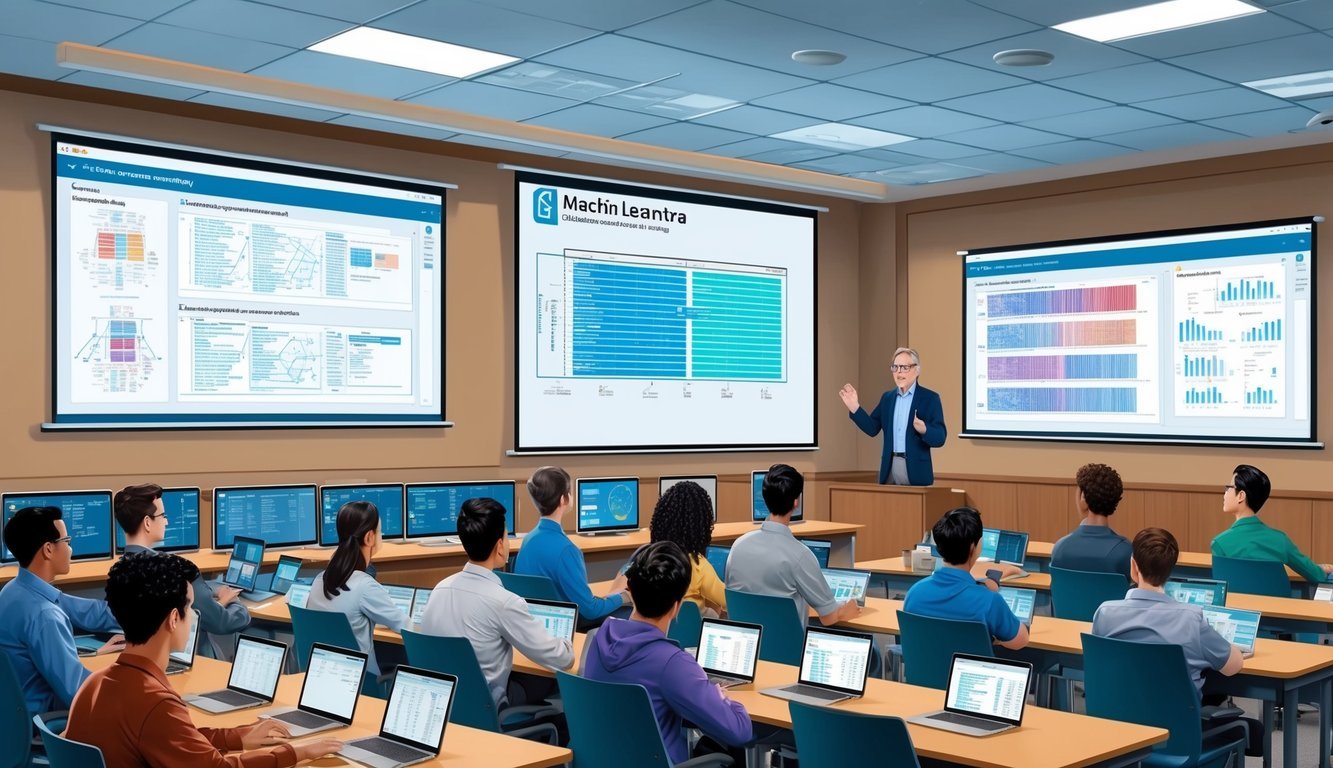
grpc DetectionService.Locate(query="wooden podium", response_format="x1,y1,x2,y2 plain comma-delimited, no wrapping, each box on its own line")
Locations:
826,483,963,560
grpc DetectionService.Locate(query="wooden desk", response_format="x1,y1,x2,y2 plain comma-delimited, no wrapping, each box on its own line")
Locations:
1024,541,1313,582
855,557,1054,592
79,655,570,768
825,482,961,561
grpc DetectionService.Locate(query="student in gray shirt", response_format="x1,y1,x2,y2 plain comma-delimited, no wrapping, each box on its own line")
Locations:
421,497,574,708
1051,463,1132,579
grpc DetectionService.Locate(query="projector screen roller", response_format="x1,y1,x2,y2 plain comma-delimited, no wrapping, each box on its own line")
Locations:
962,218,1316,446
50,130,446,428
515,171,817,452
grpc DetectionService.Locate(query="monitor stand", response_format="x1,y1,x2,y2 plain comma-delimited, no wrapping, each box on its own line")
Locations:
578,530,631,537
415,536,461,547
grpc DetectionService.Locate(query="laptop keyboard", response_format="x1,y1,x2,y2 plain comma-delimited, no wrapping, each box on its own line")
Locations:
206,689,260,706
707,674,744,687
927,712,1009,731
781,684,846,701
353,737,427,762
273,710,332,729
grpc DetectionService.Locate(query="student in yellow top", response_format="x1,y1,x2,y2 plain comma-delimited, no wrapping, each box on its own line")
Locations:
649,481,726,616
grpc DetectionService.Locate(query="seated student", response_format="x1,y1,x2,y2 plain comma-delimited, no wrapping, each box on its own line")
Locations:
66,552,342,766
726,464,860,626
421,497,574,709
1051,463,1132,579
1212,464,1332,583
649,481,726,617
0,506,123,724
115,483,251,659
583,541,752,764
514,466,630,626
903,507,1029,650
307,501,406,677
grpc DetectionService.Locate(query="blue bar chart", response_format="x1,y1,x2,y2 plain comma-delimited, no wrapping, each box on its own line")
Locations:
1242,320,1281,342
1184,386,1223,404
1178,318,1222,342
1182,355,1226,377
1246,387,1276,405
1218,278,1275,302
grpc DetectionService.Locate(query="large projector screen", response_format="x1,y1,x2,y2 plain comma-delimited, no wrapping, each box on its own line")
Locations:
961,218,1317,447
514,171,817,453
50,131,446,429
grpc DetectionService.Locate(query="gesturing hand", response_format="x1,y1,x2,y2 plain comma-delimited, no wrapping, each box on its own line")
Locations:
838,383,859,413
913,410,926,435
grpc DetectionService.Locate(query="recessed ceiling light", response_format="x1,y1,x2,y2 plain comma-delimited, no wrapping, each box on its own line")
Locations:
770,122,913,151
791,49,847,66
309,27,518,78
993,49,1055,67
1054,0,1263,43
1243,69,1333,100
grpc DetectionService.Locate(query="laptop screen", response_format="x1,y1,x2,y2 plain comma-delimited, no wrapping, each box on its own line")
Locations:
383,584,415,621
1165,578,1227,607
801,539,832,568
980,528,1028,565
1316,585,1333,603
821,568,869,603
999,587,1036,623
706,545,730,581
698,620,761,680
380,667,456,753
526,599,578,643
411,588,432,624
224,537,265,591
270,556,302,595
287,583,311,609
227,636,286,699
170,609,200,666
1201,606,1261,652
944,655,1032,725
798,627,873,696
299,644,368,722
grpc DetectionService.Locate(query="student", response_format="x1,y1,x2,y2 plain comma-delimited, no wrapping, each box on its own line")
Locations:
726,464,860,626
115,483,251,658
0,506,123,723
421,497,574,709
307,501,405,676
903,506,1029,650
1051,463,1132,578
65,552,342,766
1211,464,1332,583
513,466,630,625
649,480,725,616
583,541,752,764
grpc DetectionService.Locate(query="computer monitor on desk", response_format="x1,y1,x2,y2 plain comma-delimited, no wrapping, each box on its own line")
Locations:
405,481,517,545
115,487,201,554
751,470,802,523
212,485,317,551
319,484,404,547
3,489,115,563
576,477,640,536
659,476,718,520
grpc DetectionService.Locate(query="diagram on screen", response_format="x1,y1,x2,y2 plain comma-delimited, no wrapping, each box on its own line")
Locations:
71,198,166,292
71,307,164,402
605,483,636,523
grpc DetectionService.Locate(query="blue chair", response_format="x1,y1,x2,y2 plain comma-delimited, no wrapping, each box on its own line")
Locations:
895,611,992,690
1211,556,1293,597
1,654,41,768
1082,634,1247,768
668,600,703,650
401,631,560,743
556,671,733,768
788,700,920,768
288,606,387,699
725,589,804,666
1049,566,1129,622
32,716,104,768
496,572,562,601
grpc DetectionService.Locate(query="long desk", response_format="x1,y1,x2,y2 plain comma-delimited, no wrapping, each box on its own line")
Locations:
1023,541,1316,583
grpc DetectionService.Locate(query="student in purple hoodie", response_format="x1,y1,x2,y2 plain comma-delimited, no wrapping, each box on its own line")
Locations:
583,541,753,764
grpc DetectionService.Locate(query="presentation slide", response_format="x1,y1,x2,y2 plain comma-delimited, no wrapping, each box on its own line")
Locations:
962,219,1316,446
515,171,817,452
51,131,446,428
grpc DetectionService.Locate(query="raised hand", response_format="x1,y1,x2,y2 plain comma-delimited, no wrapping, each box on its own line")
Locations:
838,383,859,413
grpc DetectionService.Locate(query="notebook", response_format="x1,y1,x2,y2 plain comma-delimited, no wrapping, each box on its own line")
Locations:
999,587,1036,624
978,528,1029,567
287,583,312,609
821,568,871,607
166,609,201,675
1200,605,1261,658
697,619,762,688
263,643,367,736
1164,577,1227,607
338,666,457,768
183,635,287,714
526,598,579,644
908,654,1034,736
760,626,873,706
409,587,433,625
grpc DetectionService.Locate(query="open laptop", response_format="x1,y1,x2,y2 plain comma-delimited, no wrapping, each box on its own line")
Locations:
166,609,202,675
978,528,1029,567
409,587,433,625
705,545,730,581
908,654,1034,736
999,587,1037,625
287,583,312,609
800,539,832,568
526,598,579,644
267,555,304,596
1315,585,1333,602
263,643,368,736
760,626,873,706
338,666,457,768
1165,577,1228,606
383,584,416,622
183,635,288,713
822,568,871,607
697,619,762,688
221,536,269,598
1200,605,1261,658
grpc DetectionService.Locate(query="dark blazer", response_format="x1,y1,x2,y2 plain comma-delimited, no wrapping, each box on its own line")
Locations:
849,384,947,485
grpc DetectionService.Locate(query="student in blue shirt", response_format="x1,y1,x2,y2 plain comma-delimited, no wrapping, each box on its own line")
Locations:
0,506,124,723
904,506,1029,650
514,466,630,626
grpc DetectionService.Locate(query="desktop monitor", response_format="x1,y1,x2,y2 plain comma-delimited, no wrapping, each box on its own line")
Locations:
751,470,803,522
658,476,718,520
575,477,640,535
212,484,318,551
2,489,114,563
405,481,517,540
801,539,832,568
319,484,405,546
115,487,201,554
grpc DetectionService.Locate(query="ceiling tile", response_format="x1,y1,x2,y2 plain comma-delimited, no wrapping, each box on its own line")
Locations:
239,0,423,24
700,137,810,157
964,0,1133,26
37,0,188,20
873,138,986,159
6,0,141,44
743,146,839,164
943,29,1148,81
0,35,66,79
101,21,294,71
1299,94,1333,111
1110,11,1311,59
187,92,345,121
59,71,205,100
617,122,754,151
849,105,998,138
1100,122,1242,151
523,104,673,137
449,134,568,156
1022,106,1178,138
155,0,351,49
1269,0,1333,30
250,50,453,99
791,153,901,175
952,153,1053,173
1136,87,1294,121
372,0,596,58
1203,106,1320,136
409,81,575,121
327,114,456,140
834,57,1027,102
1168,32,1333,82
751,84,913,121
857,162,987,184
594,85,740,120
466,0,702,31
942,123,1071,151
691,105,820,134
939,83,1114,122
1049,62,1230,103
479,63,636,101
1012,139,1135,164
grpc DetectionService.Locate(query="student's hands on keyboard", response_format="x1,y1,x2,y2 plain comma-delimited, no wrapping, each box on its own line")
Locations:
240,719,292,748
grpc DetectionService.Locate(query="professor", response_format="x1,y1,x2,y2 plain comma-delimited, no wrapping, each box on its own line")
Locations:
840,347,946,486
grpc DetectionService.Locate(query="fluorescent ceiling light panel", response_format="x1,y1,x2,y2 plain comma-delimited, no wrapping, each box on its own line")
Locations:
1243,70,1333,99
770,122,913,151
479,62,636,100
1054,0,1263,42
309,27,518,78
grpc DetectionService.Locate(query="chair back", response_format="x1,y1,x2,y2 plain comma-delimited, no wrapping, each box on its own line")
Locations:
1050,566,1129,621
0,655,31,768
1212,556,1292,597
496,571,562,601
668,600,703,649
725,589,805,665
401,631,501,731
33,715,106,767
789,700,920,768
287,605,359,672
895,611,993,689
556,671,673,768
1082,633,1206,761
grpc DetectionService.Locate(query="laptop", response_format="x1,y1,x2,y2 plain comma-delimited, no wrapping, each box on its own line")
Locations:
1315,585,1333,602
287,583,312,609
908,654,1034,736
801,539,832,568
999,587,1036,625
383,584,416,622
409,587,433,625
338,666,457,768
526,598,579,644
221,536,270,599
166,609,202,675
263,643,368,735
705,545,730,582
760,626,873,706
697,619,762,688
822,568,871,607
183,635,288,713
267,555,304,597
1164,577,1228,607
1200,605,1261,658
978,528,1029,567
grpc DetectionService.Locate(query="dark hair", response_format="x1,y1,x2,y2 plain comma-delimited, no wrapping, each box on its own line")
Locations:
458,497,507,561
1132,527,1178,587
528,466,571,517
1076,464,1122,516
761,464,803,517
4,506,63,568
1233,464,1271,512
650,481,713,559
322,501,380,600
114,483,163,535
106,551,200,645
933,506,983,566
625,541,691,620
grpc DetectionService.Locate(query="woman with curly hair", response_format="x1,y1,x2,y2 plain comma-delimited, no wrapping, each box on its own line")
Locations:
649,480,726,616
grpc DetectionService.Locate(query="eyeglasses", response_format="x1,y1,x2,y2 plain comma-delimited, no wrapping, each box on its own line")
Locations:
146,512,167,520
51,536,71,545
890,364,918,372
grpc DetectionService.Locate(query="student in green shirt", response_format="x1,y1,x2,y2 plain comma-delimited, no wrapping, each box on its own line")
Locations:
1211,464,1332,583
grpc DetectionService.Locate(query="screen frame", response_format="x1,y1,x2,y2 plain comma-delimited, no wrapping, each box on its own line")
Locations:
212,483,318,551
295,642,369,724
575,476,641,534
376,665,456,754
403,480,518,540
943,652,1033,725
696,618,763,682
797,625,874,697
2,488,115,563
318,483,406,547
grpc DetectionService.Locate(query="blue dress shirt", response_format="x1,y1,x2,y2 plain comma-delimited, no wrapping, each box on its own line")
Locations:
903,565,1021,642
892,384,916,454
514,517,623,620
